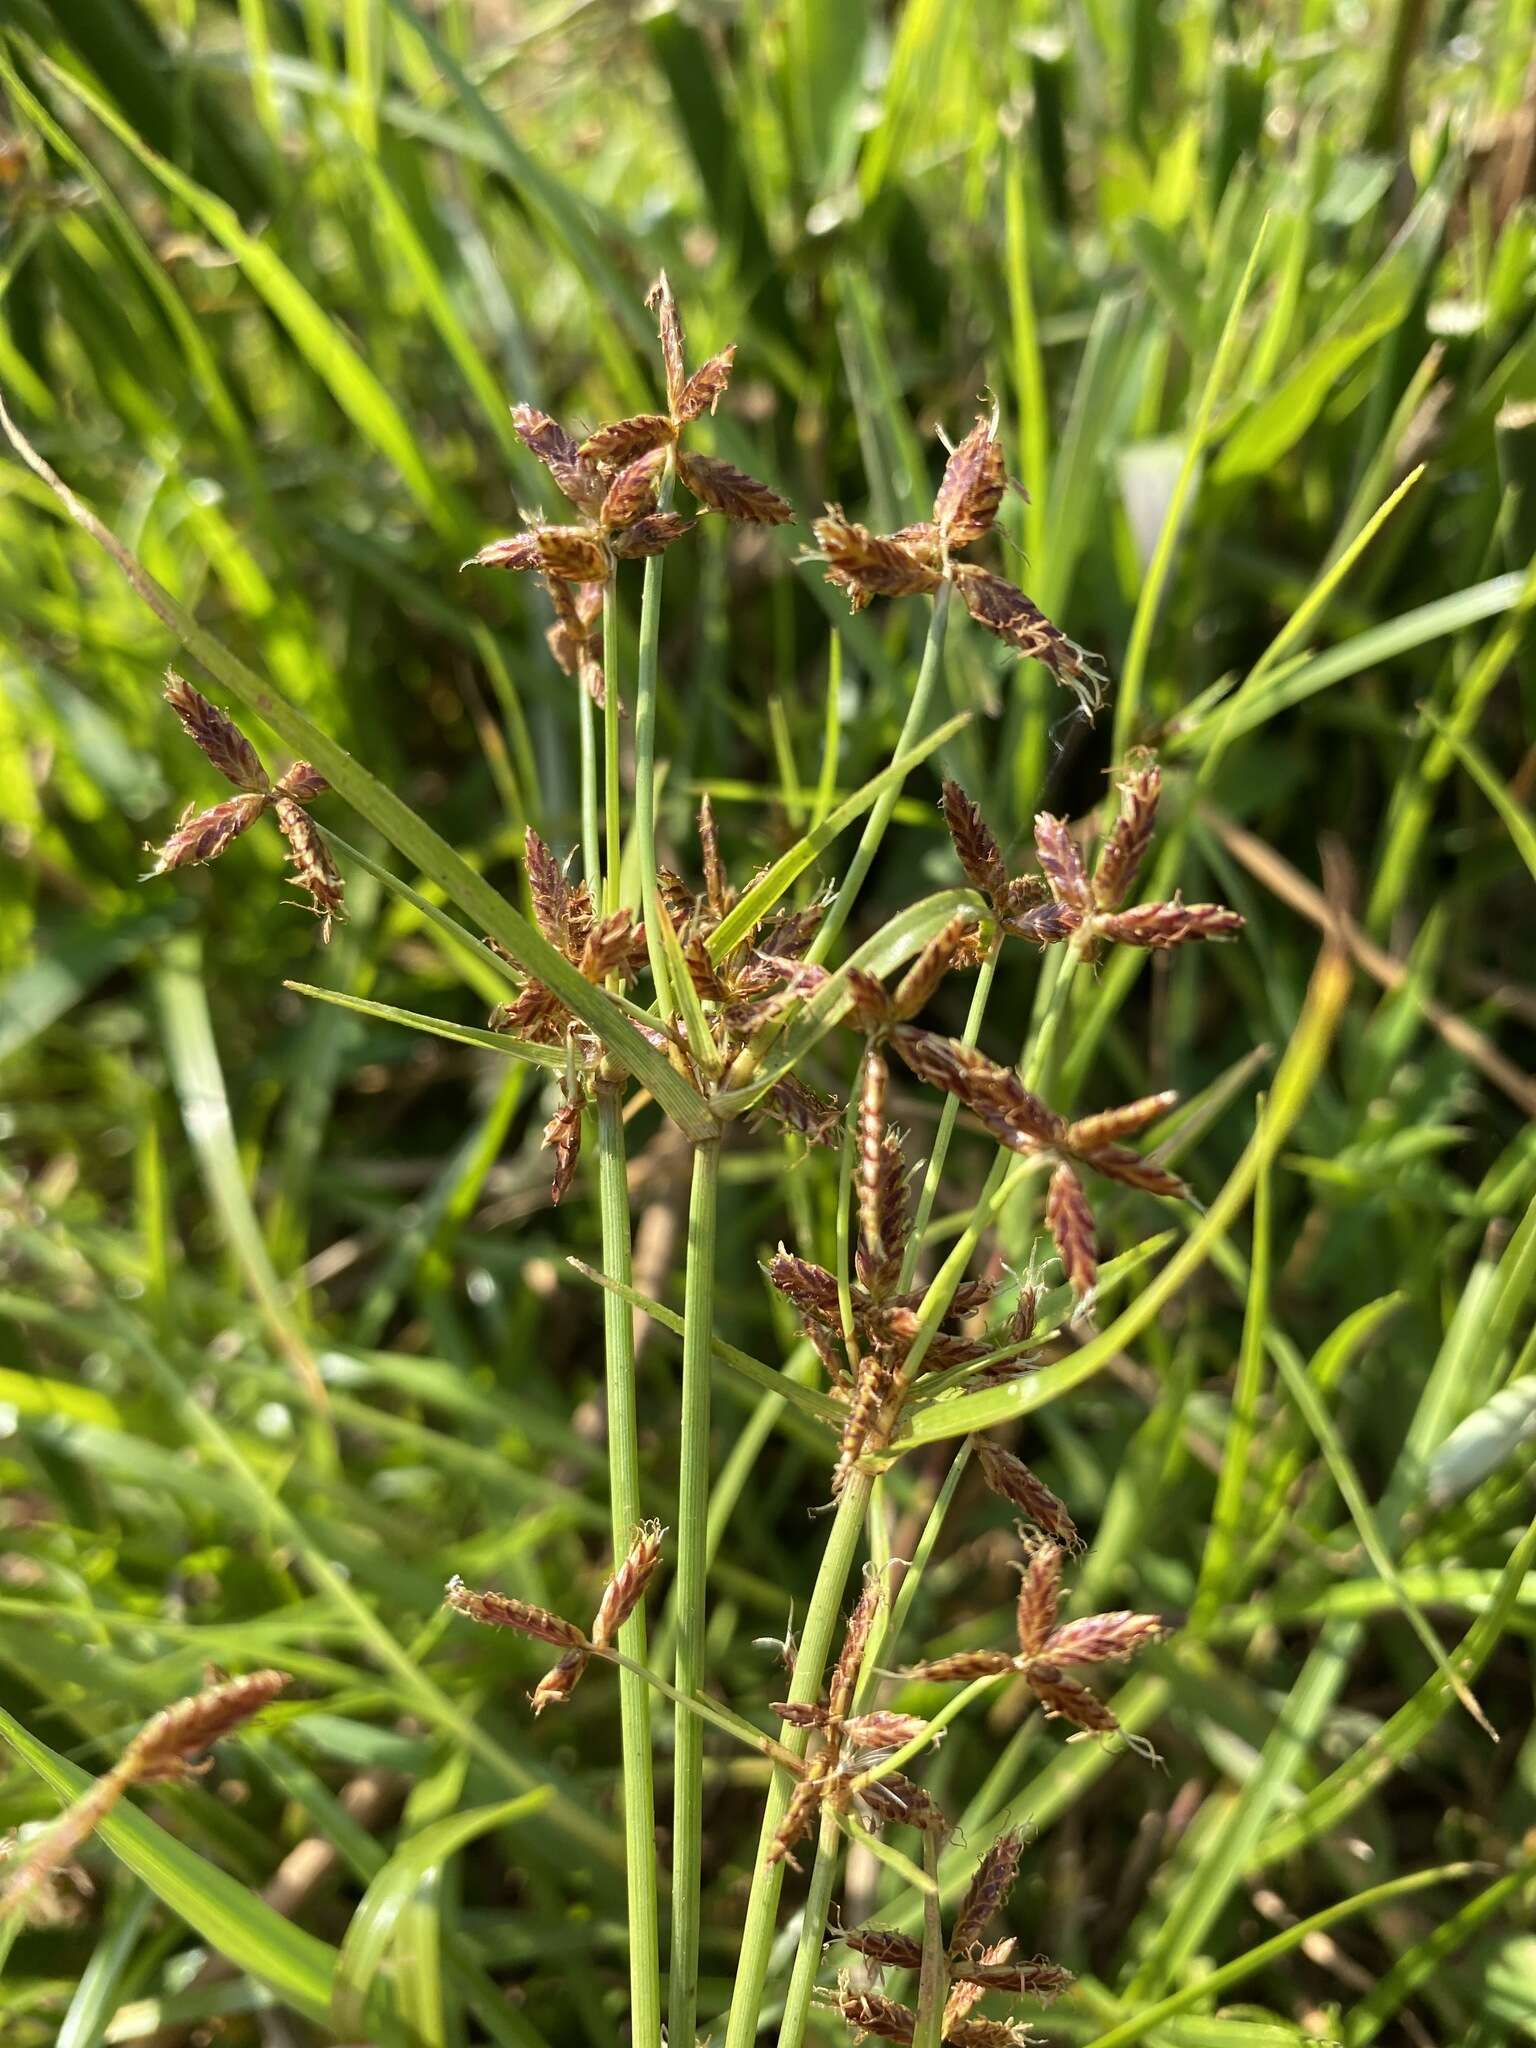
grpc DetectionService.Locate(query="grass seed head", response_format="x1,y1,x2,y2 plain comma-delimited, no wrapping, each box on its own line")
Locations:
949,1826,1026,1956
163,672,268,792
443,1576,587,1648
591,1520,666,1648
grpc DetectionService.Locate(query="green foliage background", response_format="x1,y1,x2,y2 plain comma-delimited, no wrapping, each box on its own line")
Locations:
2,1,1535,2043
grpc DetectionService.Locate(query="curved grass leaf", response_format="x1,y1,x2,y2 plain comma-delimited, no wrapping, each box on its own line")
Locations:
285,980,563,1068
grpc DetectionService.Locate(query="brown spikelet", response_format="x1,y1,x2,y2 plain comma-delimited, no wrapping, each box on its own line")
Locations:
1015,1543,1064,1658
1066,1091,1178,1152
1001,899,1082,947
524,828,571,947
888,520,944,566
470,532,544,573
906,1649,1014,1683
890,1028,1065,1150
599,447,666,530
949,1827,1026,1956
1094,759,1162,911
579,413,674,466
1076,1144,1188,1201
972,1439,1080,1549
676,449,793,525
943,1941,1016,2033
766,1772,824,1869
647,271,688,418
934,413,1006,547
835,1983,917,2043
1095,899,1246,948
591,1521,665,1648
163,673,267,792
124,1670,289,1783
273,798,345,939
696,791,728,915
530,1646,590,1714
1032,813,1091,912
829,1567,884,1719
1009,1283,1041,1345
952,564,1096,694
1046,1163,1098,1300
950,1957,1074,2003
771,1701,834,1732
844,967,894,1034
767,1249,842,1324
543,1092,584,1207
1028,1673,1120,1736
579,907,648,984
842,1926,925,1970
855,1771,946,1835
150,793,268,872
892,911,977,1020
612,511,697,558
946,2016,1039,2048
444,1576,587,1648
510,403,606,514
676,345,736,422
275,761,328,803
857,1047,889,1260
1041,1611,1168,1667
834,1354,892,1491
814,509,943,601
763,1074,844,1148
534,526,613,583
942,780,1007,903
840,1709,931,1750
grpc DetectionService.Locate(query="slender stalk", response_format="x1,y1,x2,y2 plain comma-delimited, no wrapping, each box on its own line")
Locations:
603,580,623,916
598,1644,794,1765
578,657,602,897
903,935,1002,1282
632,459,675,1011
596,1092,663,2048
809,581,953,965
775,1807,843,2048
912,1832,947,2048
722,1470,874,2048
670,1135,721,2048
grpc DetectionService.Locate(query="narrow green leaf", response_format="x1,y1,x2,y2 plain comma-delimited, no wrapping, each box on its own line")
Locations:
284,981,563,1068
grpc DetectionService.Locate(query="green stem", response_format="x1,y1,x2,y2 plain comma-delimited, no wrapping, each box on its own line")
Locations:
670,1135,721,2048
912,1832,947,2048
809,581,953,965
722,1469,874,2048
633,460,675,1013
579,661,601,897
774,1807,843,2048
603,580,623,917
598,1645,792,1765
596,1091,663,2048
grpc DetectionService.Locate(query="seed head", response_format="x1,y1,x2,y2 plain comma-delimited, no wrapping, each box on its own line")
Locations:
1038,1611,1168,1667
942,779,1008,903
530,1646,590,1715
935,411,1007,548
124,1670,288,1783
579,413,673,466
1094,758,1161,911
676,449,793,525
841,1925,924,1970
1094,898,1246,949
834,1982,916,2043
1014,1542,1064,1658
590,1521,665,1649
1032,813,1090,914
163,673,267,792
950,1826,1026,1956
443,1577,587,1649
891,911,978,1020
150,793,268,873
973,1439,1080,1549
273,797,346,941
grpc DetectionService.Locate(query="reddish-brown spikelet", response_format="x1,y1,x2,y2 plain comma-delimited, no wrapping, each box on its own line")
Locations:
163,673,267,792
1095,899,1246,948
676,449,793,525
676,346,736,422
858,1134,908,1299
942,780,1008,903
578,413,673,466
274,798,345,939
1046,1162,1098,1300
543,1093,584,1207
1066,1091,1178,1152
1042,1611,1168,1667
1029,1673,1120,1736
835,1984,916,2044
890,1028,1065,1150
892,911,977,1020
973,1438,1080,1549
1015,1543,1064,1658
1094,759,1161,911
1009,1283,1041,1345
612,511,697,558
814,510,944,601
124,1670,289,1782
696,791,727,915
842,1926,924,1970
767,1248,843,1324
766,1772,824,1869
150,793,268,872
935,413,1007,547
855,1771,946,1835
510,402,605,514
647,271,688,417
443,1576,587,1648
951,563,1091,685
949,1826,1026,1956
857,1048,889,1264
841,1709,932,1749
844,967,894,1034
771,1701,833,1732
1076,1144,1187,1201
530,1646,590,1715
524,828,571,947
578,907,648,984
829,1566,884,1718
599,447,666,529
764,1074,844,1148
947,2016,1040,2048
1032,813,1090,912
590,1520,665,1648
534,526,612,583
906,1649,1014,1683
952,1956,1073,2002
471,532,544,572
943,1940,1016,2032
276,761,329,803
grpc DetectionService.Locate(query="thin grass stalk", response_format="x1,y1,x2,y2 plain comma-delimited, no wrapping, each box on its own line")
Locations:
670,1133,721,2048
596,1091,664,2047
774,1806,843,2048
722,1469,874,2048
603,580,623,915
912,1831,947,2048
809,581,953,964
632,459,676,1012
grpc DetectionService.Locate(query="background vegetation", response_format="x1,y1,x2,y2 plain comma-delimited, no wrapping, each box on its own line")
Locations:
2,1,1535,2043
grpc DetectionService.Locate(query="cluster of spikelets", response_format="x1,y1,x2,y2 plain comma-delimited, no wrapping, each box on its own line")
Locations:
445,1521,665,1713
0,1671,288,1922
147,673,344,939
829,1826,1072,2046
